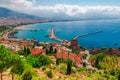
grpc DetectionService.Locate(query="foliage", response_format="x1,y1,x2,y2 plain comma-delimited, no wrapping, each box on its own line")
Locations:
83,54,88,59
118,73,120,80
45,48,49,55
54,48,57,53
56,58,61,65
67,59,72,75
49,45,53,54
21,66,35,80
27,54,41,68
46,70,53,78
37,54,52,66
42,66,46,71
0,45,13,80
90,53,119,70
70,78,77,80
23,47,31,57
10,54,24,75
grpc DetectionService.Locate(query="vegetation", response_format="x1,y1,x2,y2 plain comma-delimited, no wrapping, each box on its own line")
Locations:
0,44,120,80
0,45,13,80
46,70,53,78
67,59,72,75
27,54,41,68
37,54,53,66
89,52,120,80
0,26,8,32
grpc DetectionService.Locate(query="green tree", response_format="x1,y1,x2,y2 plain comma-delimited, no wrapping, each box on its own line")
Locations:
45,48,49,55
21,64,35,80
56,58,60,65
46,70,53,78
49,45,53,54
118,73,120,80
95,53,106,69
26,48,31,55
0,45,13,80
27,54,41,68
10,54,24,80
54,48,57,53
67,59,72,75
37,54,52,66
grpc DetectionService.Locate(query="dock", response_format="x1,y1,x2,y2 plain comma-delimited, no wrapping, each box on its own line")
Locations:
73,30,103,40
48,28,65,42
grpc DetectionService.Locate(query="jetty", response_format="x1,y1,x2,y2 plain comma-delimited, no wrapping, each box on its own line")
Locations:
48,28,65,42
73,30,103,40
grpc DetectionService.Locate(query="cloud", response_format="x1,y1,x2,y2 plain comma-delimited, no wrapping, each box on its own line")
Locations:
0,0,120,20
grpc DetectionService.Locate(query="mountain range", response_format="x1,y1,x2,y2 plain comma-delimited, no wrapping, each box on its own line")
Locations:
0,7,49,26
0,7,42,20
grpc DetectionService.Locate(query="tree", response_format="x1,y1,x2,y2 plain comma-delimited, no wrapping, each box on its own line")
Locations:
26,48,31,55
10,54,24,80
54,48,57,53
21,64,35,80
49,45,53,54
22,47,31,57
21,70,32,80
0,45,13,80
67,59,72,75
45,48,49,55
37,54,52,66
46,70,53,78
27,54,41,68
118,73,120,80
56,58,60,65
94,53,106,69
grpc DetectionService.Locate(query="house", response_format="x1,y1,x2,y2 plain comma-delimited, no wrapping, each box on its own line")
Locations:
31,48,44,55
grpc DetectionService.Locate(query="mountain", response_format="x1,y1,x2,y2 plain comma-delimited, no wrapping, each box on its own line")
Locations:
0,7,41,20
0,7,49,26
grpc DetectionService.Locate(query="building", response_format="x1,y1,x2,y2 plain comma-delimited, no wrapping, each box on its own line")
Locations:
70,39,79,52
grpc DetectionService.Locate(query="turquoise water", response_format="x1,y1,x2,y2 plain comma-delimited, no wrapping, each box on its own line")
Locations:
14,19,120,48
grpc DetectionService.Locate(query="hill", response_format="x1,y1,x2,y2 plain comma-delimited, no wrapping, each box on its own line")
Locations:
0,7,41,20
0,7,48,26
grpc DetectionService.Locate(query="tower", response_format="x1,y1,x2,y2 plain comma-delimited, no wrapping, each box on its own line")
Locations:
70,39,79,52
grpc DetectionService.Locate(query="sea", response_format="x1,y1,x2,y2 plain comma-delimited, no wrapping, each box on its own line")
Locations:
14,19,120,49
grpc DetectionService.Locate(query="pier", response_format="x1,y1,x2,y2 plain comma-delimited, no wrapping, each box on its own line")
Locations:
48,28,65,42
73,30,103,40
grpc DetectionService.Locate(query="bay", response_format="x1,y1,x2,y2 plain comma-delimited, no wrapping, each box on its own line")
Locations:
14,19,120,48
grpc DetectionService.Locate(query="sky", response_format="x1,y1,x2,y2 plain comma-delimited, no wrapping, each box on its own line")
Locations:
0,0,120,20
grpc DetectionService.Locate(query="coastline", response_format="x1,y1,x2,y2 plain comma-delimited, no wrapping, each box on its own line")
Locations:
2,24,33,40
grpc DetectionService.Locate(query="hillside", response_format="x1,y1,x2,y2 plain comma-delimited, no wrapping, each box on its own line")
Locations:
0,7,42,20
0,7,48,26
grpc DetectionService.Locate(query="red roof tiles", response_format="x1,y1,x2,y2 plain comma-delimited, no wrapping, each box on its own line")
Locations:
56,51,82,67
31,48,44,55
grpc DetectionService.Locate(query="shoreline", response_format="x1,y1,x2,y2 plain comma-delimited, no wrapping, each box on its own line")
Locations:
2,24,34,40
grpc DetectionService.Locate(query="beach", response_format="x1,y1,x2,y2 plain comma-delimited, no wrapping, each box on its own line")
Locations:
2,25,27,40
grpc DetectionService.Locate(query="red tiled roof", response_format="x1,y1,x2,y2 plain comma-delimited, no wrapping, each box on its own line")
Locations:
63,52,68,60
20,43,27,47
56,52,62,58
31,48,43,55
69,53,76,62
56,51,82,67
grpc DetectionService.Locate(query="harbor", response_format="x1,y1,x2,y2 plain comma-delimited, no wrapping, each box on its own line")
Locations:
48,28,103,43
47,28,65,42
